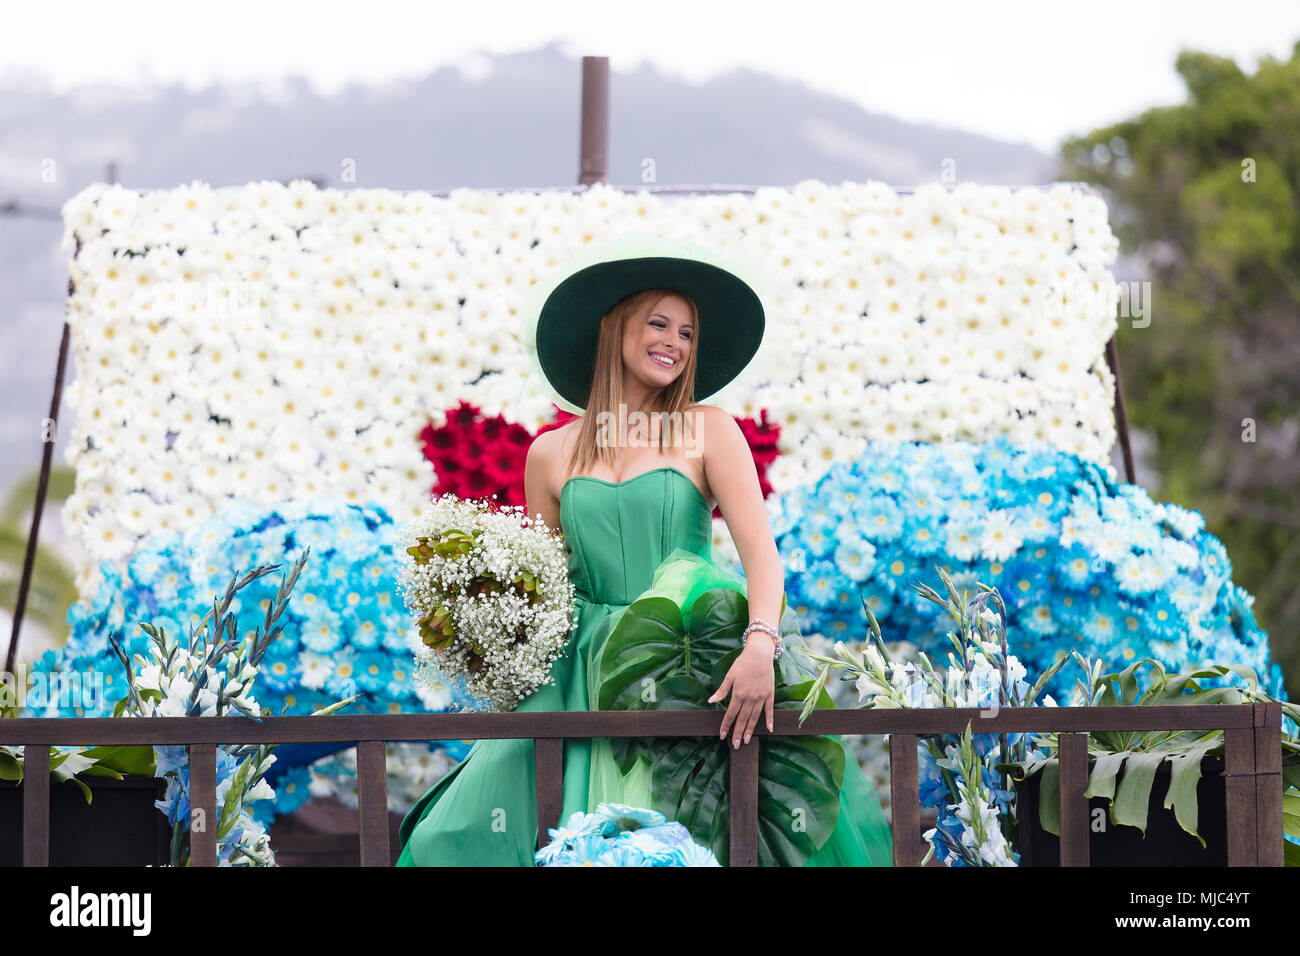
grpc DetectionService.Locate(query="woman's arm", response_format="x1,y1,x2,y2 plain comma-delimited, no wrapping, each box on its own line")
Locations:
702,406,783,628
524,431,563,536
700,405,781,749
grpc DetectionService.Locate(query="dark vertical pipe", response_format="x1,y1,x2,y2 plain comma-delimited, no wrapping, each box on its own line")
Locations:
1105,334,1137,485
4,271,74,675
578,57,609,186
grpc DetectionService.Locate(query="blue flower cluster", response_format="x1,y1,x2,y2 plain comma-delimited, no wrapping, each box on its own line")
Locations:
32,496,474,823
535,803,722,866
771,436,1288,706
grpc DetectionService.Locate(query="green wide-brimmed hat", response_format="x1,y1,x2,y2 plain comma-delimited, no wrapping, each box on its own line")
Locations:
521,232,768,411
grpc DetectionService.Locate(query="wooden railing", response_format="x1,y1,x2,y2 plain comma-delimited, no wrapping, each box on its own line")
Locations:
1,703,1285,866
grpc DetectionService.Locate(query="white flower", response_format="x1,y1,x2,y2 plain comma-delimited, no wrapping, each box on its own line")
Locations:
136,662,163,692
167,675,194,701
245,778,275,803
155,697,187,717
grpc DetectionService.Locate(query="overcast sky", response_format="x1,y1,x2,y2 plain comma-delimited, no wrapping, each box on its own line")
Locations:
4,1,1299,154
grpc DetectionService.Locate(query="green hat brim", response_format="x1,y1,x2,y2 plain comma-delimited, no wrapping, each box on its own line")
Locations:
530,236,767,411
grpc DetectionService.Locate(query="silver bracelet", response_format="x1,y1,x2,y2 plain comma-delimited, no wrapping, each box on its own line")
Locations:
742,619,783,660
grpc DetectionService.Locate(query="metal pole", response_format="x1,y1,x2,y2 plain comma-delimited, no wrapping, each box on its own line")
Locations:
578,57,608,186
1105,334,1137,485
3,162,115,675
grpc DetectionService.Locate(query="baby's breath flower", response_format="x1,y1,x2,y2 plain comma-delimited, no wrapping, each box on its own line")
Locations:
396,494,576,711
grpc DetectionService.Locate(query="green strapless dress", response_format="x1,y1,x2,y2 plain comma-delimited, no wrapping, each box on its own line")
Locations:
395,465,894,866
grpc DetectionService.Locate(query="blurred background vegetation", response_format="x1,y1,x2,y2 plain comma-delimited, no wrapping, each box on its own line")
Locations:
1,464,78,666
1061,42,1300,700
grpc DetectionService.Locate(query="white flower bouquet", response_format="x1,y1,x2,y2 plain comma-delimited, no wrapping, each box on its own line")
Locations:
395,494,576,711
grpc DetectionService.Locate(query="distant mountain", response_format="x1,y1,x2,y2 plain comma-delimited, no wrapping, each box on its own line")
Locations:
0,41,1065,501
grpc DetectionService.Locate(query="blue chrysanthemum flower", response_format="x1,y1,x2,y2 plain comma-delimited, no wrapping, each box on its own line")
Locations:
803,558,841,610
353,650,391,693
596,843,651,866
613,828,681,863
547,833,610,867
902,514,944,555
273,765,313,817
594,802,666,832
671,841,722,866
324,647,361,700
833,535,877,583
258,641,300,693
300,605,345,654
1056,543,1093,588
799,510,841,558
857,493,905,543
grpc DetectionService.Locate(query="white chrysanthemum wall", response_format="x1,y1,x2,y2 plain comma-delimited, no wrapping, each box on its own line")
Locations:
58,178,1121,598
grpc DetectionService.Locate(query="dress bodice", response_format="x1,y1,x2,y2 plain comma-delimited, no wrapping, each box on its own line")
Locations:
560,465,713,605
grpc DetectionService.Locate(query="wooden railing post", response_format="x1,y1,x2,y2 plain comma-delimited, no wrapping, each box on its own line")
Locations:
21,743,49,866
729,738,760,866
1254,702,1284,867
357,740,390,866
1058,732,1090,866
1224,722,1257,865
189,742,218,866
535,737,564,852
889,732,921,866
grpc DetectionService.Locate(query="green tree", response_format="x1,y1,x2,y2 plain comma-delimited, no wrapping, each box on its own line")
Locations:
1059,42,1300,700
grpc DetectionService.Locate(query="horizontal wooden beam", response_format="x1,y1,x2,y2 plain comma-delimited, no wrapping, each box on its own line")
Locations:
0,705,1261,746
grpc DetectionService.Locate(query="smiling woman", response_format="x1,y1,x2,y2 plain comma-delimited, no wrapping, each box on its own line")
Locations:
396,232,893,866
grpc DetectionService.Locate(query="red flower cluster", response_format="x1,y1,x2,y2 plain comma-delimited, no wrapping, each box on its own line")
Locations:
738,407,781,501
418,401,782,518
417,400,533,510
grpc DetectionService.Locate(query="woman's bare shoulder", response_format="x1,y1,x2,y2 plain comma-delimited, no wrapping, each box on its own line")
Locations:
684,402,721,417
548,418,582,452
529,419,581,478
686,403,732,427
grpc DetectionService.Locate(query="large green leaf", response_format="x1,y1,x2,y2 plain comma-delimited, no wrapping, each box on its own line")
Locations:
1084,750,1130,802
1162,743,1219,848
81,744,157,777
595,586,844,866
597,590,748,712
51,769,93,805
1111,751,1166,834
1036,760,1060,836
0,747,22,783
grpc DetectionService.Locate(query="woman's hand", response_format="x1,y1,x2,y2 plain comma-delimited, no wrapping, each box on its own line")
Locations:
709,635,777,749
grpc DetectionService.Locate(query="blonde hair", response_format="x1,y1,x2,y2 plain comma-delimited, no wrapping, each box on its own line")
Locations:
564,288,700,479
